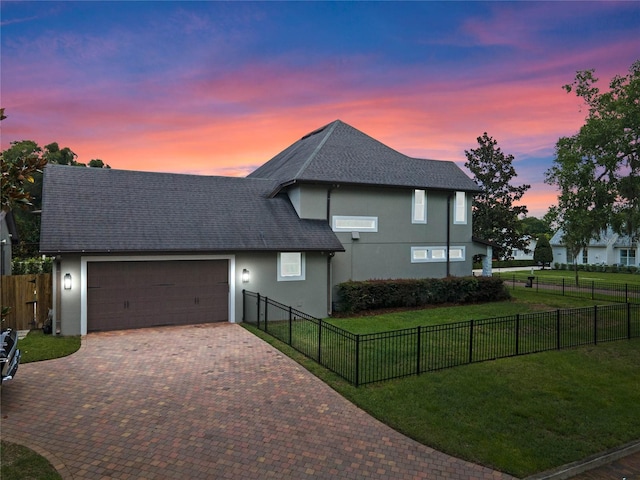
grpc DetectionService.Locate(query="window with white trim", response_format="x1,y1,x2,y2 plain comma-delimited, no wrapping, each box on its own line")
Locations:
332,216,378,232
454,191,467,224
411,246,466,262
620,249,636,266
412,189,427,224
278,252,305,281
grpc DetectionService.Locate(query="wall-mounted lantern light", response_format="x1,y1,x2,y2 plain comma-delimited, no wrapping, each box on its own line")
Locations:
242,269,250,283
64,273,72,290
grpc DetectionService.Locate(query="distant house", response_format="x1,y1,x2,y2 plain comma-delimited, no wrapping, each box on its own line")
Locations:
550,228,638,267
40,120,491,335
0,210,19,275
510,239,536,261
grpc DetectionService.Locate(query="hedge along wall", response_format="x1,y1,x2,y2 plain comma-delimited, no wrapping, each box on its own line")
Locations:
336,276,510,314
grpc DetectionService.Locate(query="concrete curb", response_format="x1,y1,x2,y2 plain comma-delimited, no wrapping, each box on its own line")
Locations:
524,440,640,480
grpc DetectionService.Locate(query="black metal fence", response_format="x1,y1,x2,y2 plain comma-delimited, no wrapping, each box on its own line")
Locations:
497,273,640,304
243,290,640,386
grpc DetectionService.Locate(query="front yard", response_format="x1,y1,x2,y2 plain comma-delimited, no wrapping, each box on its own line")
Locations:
245,288,640,477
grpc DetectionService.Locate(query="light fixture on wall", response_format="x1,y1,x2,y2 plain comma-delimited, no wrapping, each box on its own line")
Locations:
242,269,250,283
64,273,72,290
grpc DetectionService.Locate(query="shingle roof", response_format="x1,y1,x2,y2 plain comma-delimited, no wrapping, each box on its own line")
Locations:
40,164,344,254
248,120,481,193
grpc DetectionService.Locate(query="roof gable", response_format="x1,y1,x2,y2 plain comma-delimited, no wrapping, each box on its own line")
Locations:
40,165,344,254
248,120,481,193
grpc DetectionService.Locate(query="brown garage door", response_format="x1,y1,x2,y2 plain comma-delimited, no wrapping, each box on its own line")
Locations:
87,260,229,331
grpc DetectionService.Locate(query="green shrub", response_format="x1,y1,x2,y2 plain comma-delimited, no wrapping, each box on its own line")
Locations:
335,276,510,314
11,257,53,275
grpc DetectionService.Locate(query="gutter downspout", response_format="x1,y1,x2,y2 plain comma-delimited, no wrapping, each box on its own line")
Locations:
327,186,335,315
447,193,452,277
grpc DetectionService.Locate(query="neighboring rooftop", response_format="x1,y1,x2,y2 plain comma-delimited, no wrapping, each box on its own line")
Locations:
248,120,481,193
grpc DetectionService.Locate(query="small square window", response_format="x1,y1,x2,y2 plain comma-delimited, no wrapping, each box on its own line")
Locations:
278,252,305,281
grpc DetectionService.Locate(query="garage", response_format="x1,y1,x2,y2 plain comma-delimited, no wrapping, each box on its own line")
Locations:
87,260,229,331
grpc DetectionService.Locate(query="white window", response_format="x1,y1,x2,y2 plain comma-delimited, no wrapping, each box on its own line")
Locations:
432,249,446,260
278,252,305,281
412,189,427,224
620,249,636,266
411,246,466,263
454,191,467,224
332,216,378,232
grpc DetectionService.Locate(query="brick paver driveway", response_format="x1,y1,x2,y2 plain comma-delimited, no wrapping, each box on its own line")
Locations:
1,324,515,479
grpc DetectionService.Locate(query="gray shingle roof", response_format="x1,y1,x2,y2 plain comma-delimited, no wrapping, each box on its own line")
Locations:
248,120,481,193
40,164,344,254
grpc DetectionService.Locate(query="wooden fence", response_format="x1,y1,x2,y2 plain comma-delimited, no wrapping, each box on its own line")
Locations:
1,274,52,330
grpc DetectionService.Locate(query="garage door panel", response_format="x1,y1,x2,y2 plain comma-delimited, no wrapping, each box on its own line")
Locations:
88,260,229,331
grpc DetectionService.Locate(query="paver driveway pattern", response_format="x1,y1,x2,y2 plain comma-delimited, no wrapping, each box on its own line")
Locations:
1,324,515,479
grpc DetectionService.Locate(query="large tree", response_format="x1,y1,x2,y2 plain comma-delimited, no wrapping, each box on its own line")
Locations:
545,60,640,281
1,114,48,212
465,132,531,260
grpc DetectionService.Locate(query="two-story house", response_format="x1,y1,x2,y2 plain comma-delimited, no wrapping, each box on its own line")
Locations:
40,120,488,335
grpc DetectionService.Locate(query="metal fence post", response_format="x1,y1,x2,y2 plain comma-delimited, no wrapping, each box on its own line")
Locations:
468,320,474,364
515,314,520,356
594,305,598,345
629,303,632,340
242,289,246,323
556,309,561,350
562,278,565,296
416,326,422,375
355,334,360,387
591,281,595,300
288,306,293,346
264,297,269,333
318,318,322,364
257,293,261,329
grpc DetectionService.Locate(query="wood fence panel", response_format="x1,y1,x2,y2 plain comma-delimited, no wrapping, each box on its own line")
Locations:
1,274,52,331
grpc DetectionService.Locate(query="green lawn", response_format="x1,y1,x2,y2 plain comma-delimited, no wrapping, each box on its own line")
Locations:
495,268,640,285
19,330,81,363
244,288,640,478
328,288,611,334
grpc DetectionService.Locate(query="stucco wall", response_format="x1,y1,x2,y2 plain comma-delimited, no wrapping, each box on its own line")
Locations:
54,251,331,335
54,256,83,336
326,185,475,285
234,251,330,319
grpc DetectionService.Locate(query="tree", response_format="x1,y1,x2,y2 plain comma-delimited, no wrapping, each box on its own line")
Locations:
533,234,553,269
520,216,552,237
88,159,111,169
545,60,640,282
0,114,48,212
464,132,531,260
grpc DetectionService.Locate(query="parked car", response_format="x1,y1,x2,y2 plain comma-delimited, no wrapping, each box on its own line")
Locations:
1,328,21,385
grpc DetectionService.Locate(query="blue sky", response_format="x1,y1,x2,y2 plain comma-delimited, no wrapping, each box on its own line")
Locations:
2,1,639,216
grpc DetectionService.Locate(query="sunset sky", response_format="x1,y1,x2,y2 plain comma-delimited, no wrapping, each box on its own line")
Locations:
2,1,639,217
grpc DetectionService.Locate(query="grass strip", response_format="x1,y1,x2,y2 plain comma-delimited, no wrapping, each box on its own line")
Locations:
0,441,62,480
